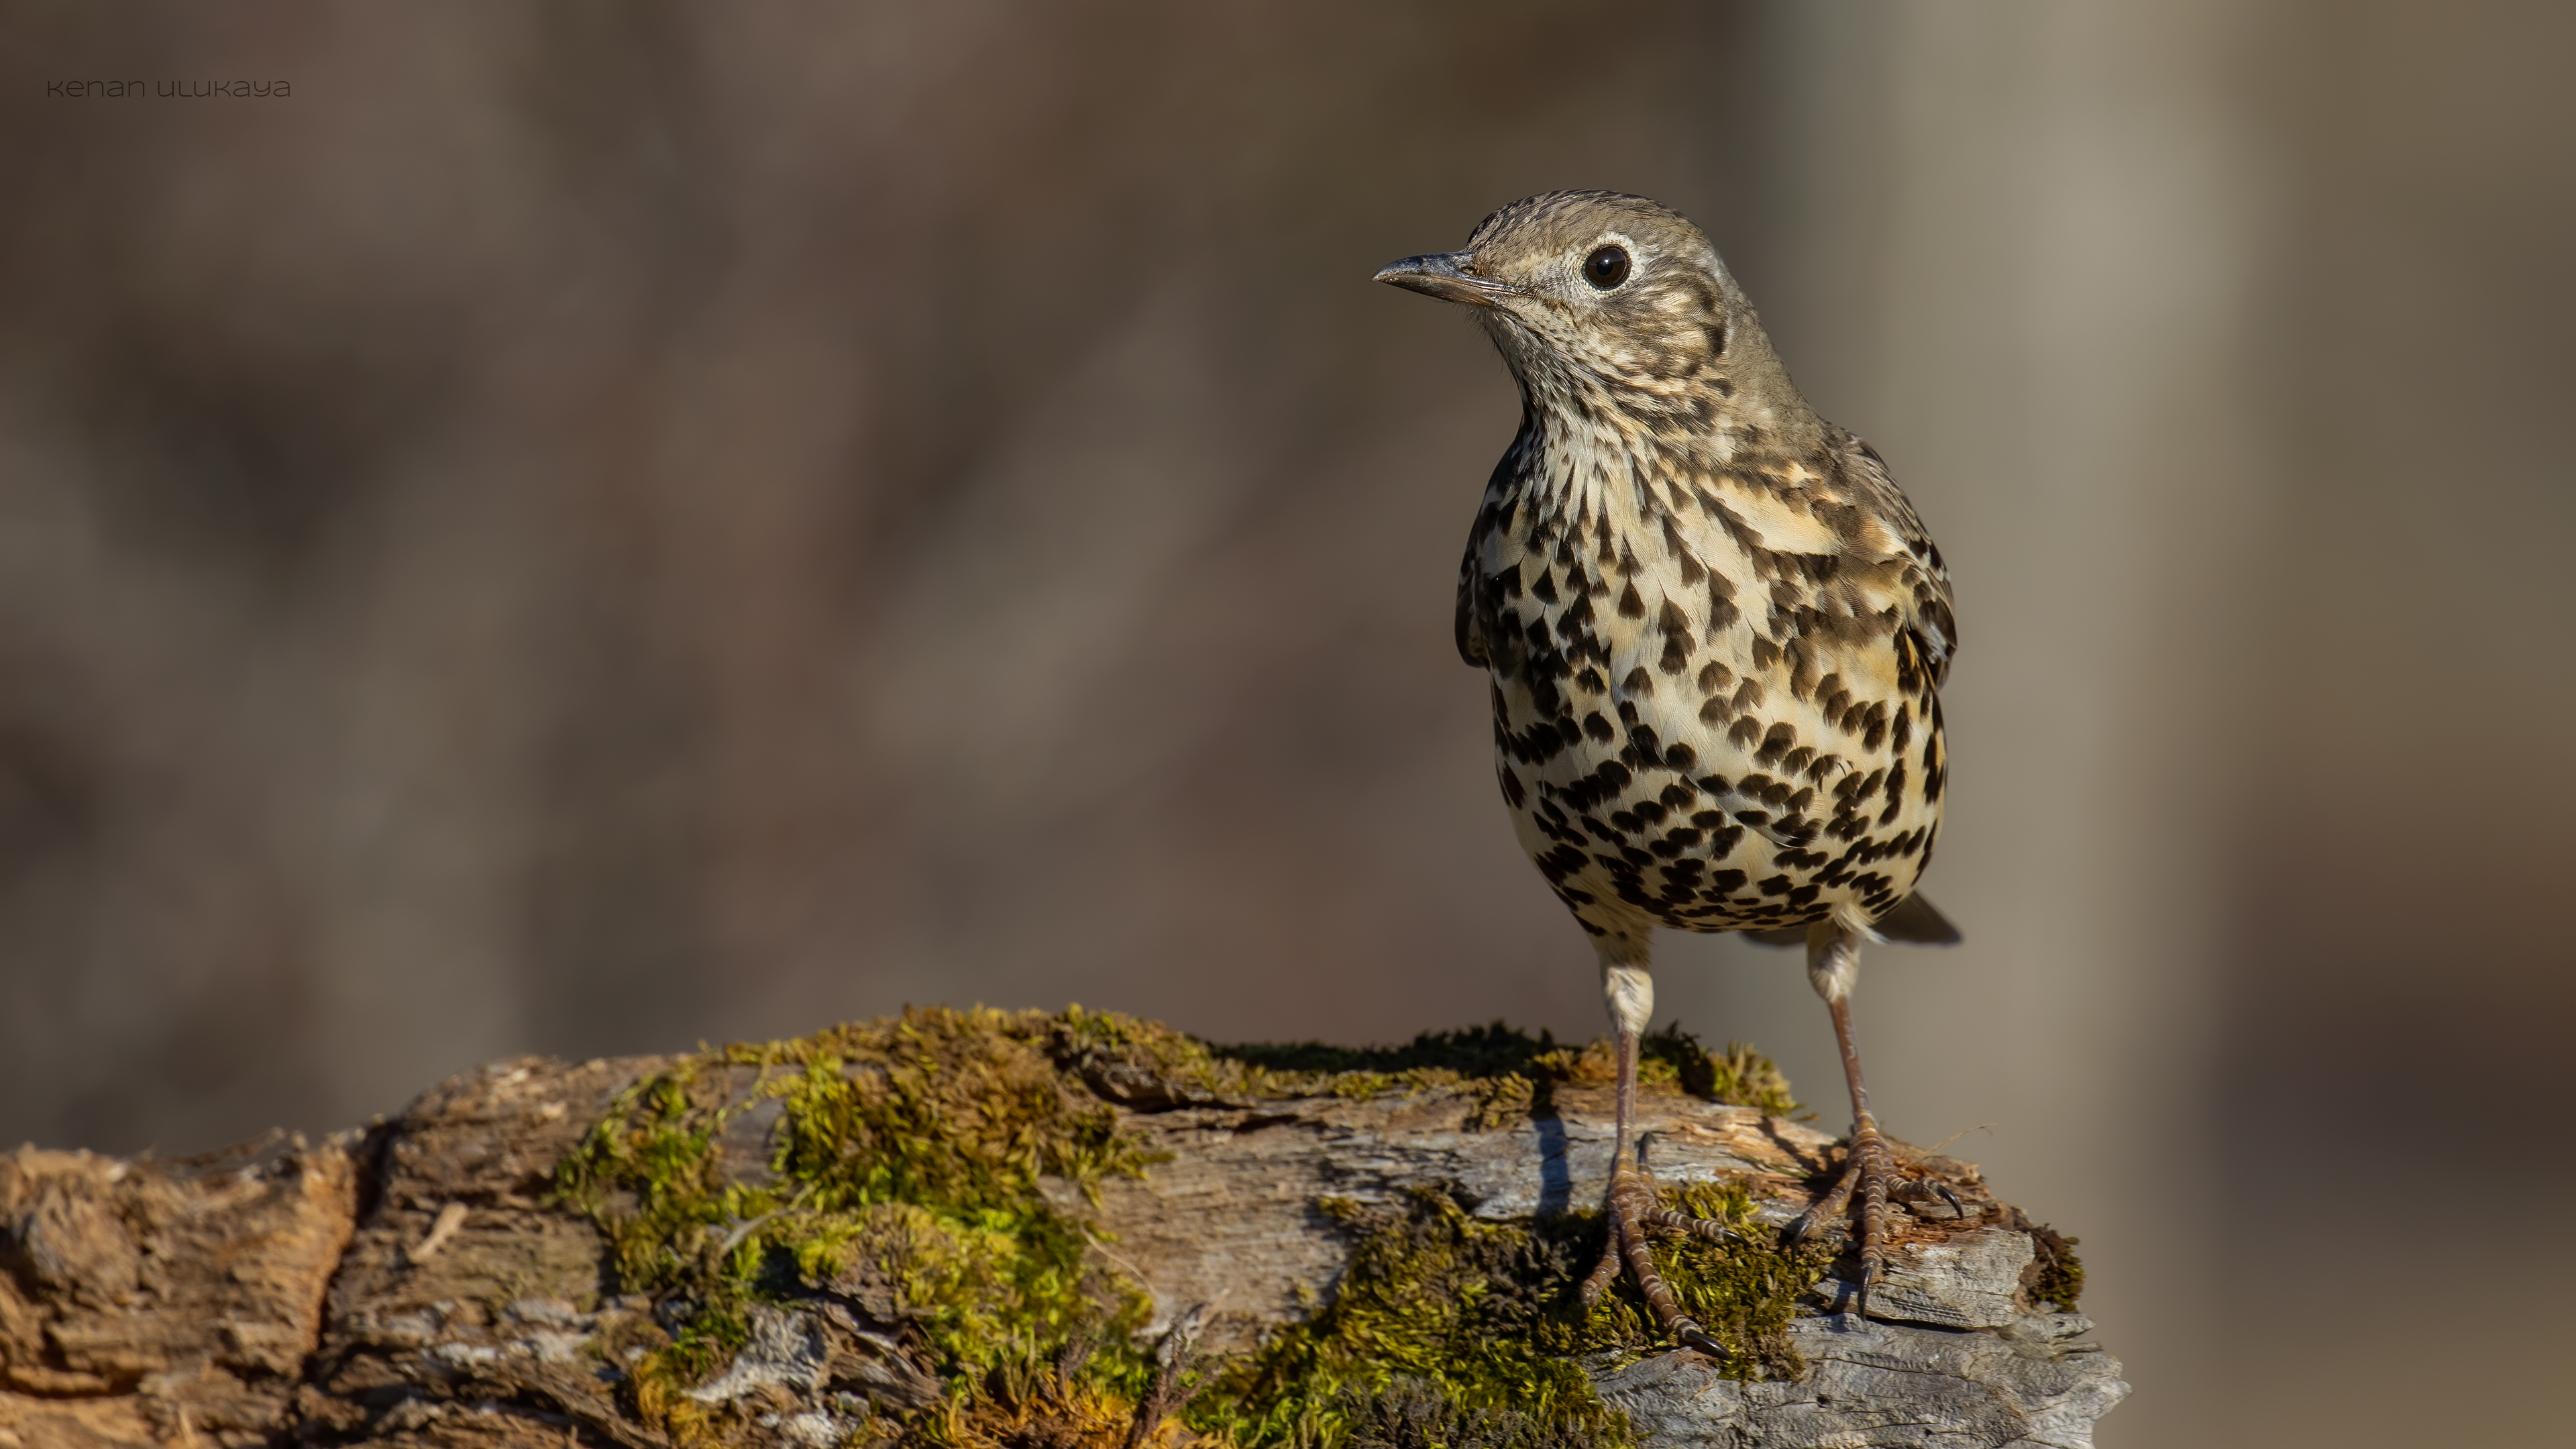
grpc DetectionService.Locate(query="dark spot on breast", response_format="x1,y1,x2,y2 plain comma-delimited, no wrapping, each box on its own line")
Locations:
1619,582,1646,618
1623,665,1654,695
1585,712,1615,743
1757,721,1796,765
1536,845,1587,882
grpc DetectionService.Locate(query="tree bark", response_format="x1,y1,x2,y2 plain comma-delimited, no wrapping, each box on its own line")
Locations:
0,1032,2127,1448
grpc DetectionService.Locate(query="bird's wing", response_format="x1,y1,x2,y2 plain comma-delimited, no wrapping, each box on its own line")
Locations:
1829,432,1957,689
1740,891,1962,947
1454,533,1489,667
1642,429,1955,702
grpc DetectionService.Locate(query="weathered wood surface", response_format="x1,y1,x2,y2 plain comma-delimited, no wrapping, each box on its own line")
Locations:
1,1048,2126,1448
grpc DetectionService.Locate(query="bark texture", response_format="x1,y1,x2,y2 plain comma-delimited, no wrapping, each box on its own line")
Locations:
0,1034,2127,1448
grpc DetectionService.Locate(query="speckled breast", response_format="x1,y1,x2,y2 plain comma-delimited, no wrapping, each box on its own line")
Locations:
1464,455,1947,942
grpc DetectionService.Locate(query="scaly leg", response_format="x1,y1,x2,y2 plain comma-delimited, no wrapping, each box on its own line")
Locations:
1787,916,1893,1318
1578,949,1732,1355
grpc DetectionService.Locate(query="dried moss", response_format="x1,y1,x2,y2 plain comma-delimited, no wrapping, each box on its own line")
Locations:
555,1007,1817,1448
2024,1224,2086,1312
1210,1019,1801,1122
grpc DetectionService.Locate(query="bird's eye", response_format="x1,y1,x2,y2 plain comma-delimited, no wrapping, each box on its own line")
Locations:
1582,245,1631,290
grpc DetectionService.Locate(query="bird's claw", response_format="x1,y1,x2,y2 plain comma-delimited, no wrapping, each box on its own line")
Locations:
1598,1159,1760,1353
1786,1116,1894,1318
1644,1205,1748,1247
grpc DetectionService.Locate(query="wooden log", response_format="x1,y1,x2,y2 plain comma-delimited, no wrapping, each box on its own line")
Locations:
0,1014,2127,1447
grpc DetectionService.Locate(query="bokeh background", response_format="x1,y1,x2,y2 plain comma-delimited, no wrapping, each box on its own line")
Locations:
5,1,2572,1442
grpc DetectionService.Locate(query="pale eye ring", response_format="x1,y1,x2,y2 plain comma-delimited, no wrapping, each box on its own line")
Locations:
1582,244,1631,290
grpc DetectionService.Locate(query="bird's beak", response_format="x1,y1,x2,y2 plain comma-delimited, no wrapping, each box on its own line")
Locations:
1373,250,1515,307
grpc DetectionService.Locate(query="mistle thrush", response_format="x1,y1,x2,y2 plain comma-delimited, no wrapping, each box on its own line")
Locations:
1377,191,1963,1348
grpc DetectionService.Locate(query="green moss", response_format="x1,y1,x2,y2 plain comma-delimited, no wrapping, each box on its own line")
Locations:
1598,1181,1834,1380
557,1007,1168,1445
555,1008,1819,1448
1185,1179,1831,1448
1188,1187,1609,1447
1335,1377,1627,1449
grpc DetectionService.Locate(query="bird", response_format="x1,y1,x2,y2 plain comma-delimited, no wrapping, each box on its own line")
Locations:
1374,191,1962,1351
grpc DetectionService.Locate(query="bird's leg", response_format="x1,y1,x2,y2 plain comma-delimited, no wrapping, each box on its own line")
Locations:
1787,919,1892,1318
1579,952,1728,1356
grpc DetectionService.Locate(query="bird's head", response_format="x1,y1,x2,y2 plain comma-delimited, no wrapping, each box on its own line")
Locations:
1375,191,1814,447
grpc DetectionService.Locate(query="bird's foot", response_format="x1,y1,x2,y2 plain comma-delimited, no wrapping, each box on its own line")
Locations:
1786,1114,1894,1318
1580,1159,1746,1356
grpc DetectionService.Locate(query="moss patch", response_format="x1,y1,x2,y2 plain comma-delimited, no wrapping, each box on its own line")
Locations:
557,1008,1169,1446
555,1007,1815,1448
1187,1180,1831,1447
1213,1019,1801,1122
2023,1224,2086,1312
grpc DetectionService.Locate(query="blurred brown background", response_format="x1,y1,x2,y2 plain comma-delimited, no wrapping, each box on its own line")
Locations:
5,1,2572,1442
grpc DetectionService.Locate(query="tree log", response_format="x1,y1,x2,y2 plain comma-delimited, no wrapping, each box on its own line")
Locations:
0,1016,2127,1448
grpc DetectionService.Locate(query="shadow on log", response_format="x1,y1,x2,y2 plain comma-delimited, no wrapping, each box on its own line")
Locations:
0,1010,2126,1447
